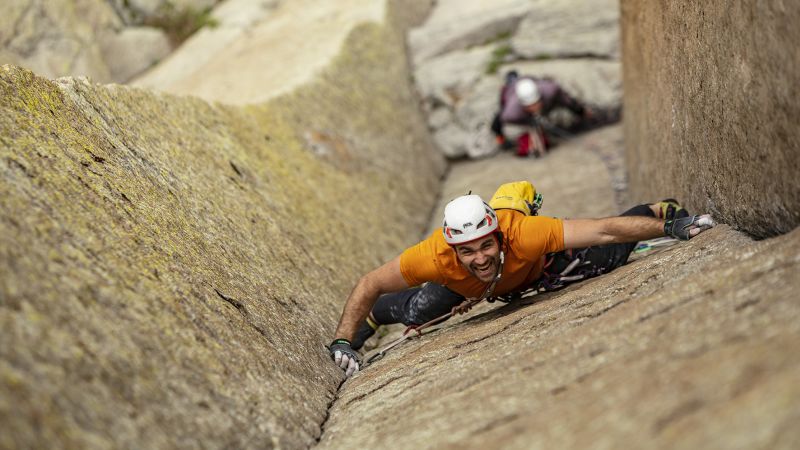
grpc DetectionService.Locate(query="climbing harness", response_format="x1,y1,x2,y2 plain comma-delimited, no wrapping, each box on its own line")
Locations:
491,244,616,303
364,252,505,366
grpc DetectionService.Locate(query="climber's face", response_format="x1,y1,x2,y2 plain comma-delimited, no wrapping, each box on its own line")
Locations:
524,100,543,115
454,234,501,283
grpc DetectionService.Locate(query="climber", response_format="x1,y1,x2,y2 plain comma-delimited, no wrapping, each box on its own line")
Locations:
489,73,618,157
329,193,714,377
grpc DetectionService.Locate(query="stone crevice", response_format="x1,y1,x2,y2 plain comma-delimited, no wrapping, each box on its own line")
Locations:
211,287,278,346
341,374,406,409
470,413,520,436
651,398,705,434
6,157,33,178
312,378,346,448
214,288,245,313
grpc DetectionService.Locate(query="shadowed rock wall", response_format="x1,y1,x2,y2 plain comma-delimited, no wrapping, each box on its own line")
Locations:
0,2,442,448
621,1,800,238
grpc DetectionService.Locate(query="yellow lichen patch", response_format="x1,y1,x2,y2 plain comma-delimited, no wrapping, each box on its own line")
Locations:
0,2,442,448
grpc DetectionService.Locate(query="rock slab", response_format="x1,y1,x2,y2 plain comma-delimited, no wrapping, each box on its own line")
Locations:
621,0,800,238
0,2,443,447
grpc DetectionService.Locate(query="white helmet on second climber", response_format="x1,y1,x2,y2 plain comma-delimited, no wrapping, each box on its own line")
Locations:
442,195,499,245
515,78,540,106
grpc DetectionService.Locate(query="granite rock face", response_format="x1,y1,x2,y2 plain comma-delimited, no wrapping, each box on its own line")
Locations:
0,2,443,447
512,0,620,59
407,0,530,66
134,0,388,105
621,1,800,238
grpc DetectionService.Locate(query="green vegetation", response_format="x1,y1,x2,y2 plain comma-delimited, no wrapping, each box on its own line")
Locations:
485,44,513,75
145,5,220,46
482,30,513,46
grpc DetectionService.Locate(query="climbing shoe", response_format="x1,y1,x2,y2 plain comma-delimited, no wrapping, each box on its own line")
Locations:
350,314,380,350
657,199,689,221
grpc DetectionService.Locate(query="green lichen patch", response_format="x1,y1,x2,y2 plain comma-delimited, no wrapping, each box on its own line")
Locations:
0,2,443,447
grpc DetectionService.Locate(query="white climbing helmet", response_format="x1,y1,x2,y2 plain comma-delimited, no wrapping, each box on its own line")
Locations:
442,195,499,245
515,78,541,106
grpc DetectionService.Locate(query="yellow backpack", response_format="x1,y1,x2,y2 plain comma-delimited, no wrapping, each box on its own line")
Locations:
489,181,543,216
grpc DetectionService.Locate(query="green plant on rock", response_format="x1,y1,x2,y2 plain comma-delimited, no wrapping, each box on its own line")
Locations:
485,44,513,75
482,30,513,46
145,4,220,46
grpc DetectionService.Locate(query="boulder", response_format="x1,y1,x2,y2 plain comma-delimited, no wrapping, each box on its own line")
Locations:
108,0,219,25
132,0,278,94
101,26,171,82
433,122,471,159
408,0,530,66
134,0,387,104
409,0,623,160
413,44,495,108
512,0,620,59
0,0,120,82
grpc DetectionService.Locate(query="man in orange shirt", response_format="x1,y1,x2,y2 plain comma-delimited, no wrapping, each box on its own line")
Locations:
329,195,714,377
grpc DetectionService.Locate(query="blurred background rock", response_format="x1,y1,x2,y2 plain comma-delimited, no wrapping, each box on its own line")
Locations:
0,0,221,83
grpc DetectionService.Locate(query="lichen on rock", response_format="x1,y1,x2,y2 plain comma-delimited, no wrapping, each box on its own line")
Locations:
0,2,443,447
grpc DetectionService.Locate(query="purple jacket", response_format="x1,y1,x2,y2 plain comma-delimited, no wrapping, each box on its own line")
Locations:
500,77,585,124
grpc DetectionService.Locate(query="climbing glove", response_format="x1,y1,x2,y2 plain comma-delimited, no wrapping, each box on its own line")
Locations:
664,214,715,240
329,338,360,377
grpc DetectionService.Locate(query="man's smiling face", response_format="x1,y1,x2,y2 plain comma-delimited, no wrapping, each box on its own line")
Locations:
454,234,501,283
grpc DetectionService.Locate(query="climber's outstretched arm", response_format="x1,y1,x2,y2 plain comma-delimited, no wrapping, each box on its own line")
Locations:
563,214,715,249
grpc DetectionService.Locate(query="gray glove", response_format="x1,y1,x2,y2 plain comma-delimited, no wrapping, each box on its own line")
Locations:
664,214,715,240
329,339,360,377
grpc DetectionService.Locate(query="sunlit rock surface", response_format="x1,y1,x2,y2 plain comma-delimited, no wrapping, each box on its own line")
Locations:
0,2,443,447
134,0,391,105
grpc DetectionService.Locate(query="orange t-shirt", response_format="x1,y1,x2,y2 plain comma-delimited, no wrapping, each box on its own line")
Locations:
399,210,565,298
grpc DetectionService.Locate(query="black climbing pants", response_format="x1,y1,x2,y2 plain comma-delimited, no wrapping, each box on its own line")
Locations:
367,203,655,330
